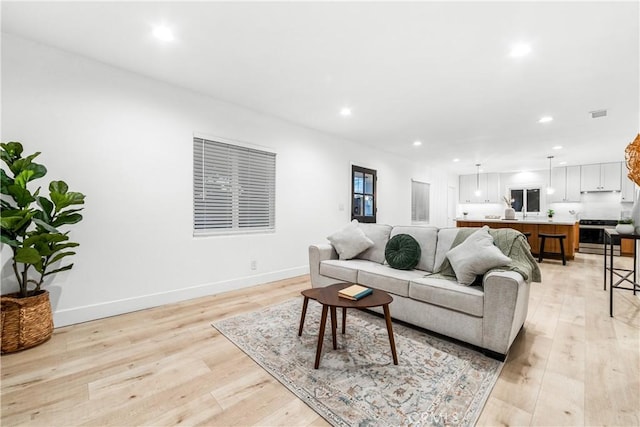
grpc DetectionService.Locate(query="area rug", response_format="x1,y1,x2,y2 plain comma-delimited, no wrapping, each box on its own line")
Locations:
212,298,503,427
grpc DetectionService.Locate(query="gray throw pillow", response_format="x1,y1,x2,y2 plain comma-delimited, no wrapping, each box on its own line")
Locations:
327,220,374,260
356,223,393,264
446,226,511,285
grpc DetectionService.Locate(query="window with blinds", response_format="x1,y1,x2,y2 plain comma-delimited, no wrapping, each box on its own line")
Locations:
193,136,276,235
411,180,430,223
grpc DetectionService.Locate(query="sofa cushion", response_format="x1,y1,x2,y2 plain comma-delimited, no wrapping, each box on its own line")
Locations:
447,226,512,285
356,263,426,297
390,226,438,272
409,276,484,317
385,234,422,270
434,227,460,272
355,223,393,264
326,220,374,260
319,259,374,283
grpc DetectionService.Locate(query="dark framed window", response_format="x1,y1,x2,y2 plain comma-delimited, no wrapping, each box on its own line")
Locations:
510,187,540,213
351,165,377,223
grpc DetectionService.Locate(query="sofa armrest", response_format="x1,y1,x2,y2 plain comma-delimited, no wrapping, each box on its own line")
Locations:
308,244,342,288
482,270,531,355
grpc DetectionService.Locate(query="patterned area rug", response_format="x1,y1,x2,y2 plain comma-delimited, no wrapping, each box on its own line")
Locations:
212,298,503,427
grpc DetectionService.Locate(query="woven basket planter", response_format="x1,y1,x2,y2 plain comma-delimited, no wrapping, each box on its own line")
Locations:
1,290,53,354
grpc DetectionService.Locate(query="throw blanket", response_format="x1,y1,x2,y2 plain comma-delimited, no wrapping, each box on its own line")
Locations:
438,228,542,283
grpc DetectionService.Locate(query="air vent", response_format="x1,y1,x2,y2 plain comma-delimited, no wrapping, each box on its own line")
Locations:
590,109,607,118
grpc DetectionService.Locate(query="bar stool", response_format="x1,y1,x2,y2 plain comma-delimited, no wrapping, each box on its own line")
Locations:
521,232,532,252
538,233,566,265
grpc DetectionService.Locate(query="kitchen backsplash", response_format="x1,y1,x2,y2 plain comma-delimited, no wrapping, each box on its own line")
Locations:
459,192,629,221
578,192,630,220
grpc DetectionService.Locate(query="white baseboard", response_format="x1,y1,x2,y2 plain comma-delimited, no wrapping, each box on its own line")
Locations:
53,266,309,327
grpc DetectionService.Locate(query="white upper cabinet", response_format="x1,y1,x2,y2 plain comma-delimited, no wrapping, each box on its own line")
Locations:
549,166,581,202
601,162,622,191
459,174,476,203
484,173,501,203
580,164,601,191
566,166,582,201
549,167,567,203
621,162,636,202
458,173,500,203
580,162,621,192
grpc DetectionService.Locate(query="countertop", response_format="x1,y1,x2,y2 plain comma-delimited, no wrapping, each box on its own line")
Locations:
456,217,579,226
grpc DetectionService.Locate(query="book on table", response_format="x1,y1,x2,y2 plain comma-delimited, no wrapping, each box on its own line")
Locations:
338,284,373,300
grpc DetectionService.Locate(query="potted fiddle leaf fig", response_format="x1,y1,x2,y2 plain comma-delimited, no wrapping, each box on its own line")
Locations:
0,141,85,353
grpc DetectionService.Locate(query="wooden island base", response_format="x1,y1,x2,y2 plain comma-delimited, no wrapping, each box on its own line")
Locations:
456,219,579,260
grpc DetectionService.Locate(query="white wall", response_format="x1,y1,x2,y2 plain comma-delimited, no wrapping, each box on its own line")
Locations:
0,34,457,326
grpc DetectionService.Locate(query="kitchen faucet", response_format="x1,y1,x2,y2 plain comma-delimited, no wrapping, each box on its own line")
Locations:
522,207,526,219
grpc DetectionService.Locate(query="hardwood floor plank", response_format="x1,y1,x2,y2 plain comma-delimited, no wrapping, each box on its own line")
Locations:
205,381,298,426
82,367,222,427
531,371,585,426
142,393,223,427
544,320,586,382
476,396,533,426
255,398,328,427
209,366,277,410
1,253,638,426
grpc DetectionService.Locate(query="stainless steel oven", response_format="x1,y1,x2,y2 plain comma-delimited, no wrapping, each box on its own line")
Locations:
579,219,619,255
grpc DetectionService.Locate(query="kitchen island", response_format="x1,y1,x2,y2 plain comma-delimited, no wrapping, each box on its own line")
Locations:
456,218,580,260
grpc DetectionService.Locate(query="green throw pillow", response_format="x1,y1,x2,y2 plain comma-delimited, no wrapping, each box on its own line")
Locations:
385,234,421,270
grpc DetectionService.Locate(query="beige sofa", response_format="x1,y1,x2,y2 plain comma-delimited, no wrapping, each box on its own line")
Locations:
308,223,536,360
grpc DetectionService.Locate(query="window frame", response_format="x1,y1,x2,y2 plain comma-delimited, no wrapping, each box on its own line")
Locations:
411,179,430,224
508,185,541,214
351,165,377,223
193,134,276,236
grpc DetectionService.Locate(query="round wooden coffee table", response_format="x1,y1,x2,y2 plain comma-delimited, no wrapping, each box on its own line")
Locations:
298,288,346,337
314,283,397,369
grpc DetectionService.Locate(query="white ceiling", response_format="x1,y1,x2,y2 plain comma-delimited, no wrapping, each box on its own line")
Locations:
2,1,639,174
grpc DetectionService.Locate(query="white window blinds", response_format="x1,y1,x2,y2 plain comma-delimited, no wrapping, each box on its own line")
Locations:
411,180,430,223
194,136,276,235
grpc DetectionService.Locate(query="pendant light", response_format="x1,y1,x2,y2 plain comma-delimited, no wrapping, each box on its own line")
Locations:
474,163,482,197
546,155,555,195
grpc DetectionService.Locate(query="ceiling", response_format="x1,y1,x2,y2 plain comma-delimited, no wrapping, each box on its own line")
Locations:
2,1,639,175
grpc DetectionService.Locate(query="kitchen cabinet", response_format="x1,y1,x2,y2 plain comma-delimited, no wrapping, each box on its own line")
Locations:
621,164,636,202
549,165,581,202
455,219,579,260
621,238,635,257
459,174,476,203
566,166,582,201
459,173,500,203
580,162,621,192
482,173,501,203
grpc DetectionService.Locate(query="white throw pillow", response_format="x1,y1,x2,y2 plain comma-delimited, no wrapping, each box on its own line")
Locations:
327,220,375,260
446,226,512,285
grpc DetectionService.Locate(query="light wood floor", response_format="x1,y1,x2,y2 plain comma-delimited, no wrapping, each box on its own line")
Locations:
1,253,639,426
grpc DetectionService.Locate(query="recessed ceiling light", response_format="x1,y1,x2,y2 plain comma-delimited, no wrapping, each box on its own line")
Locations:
510,43,531,58
453,158,460,162
538,116,553,123
340,107,352,116
413,141,422,147
552,145,563,150
152,25,174,42
559,161,567,165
